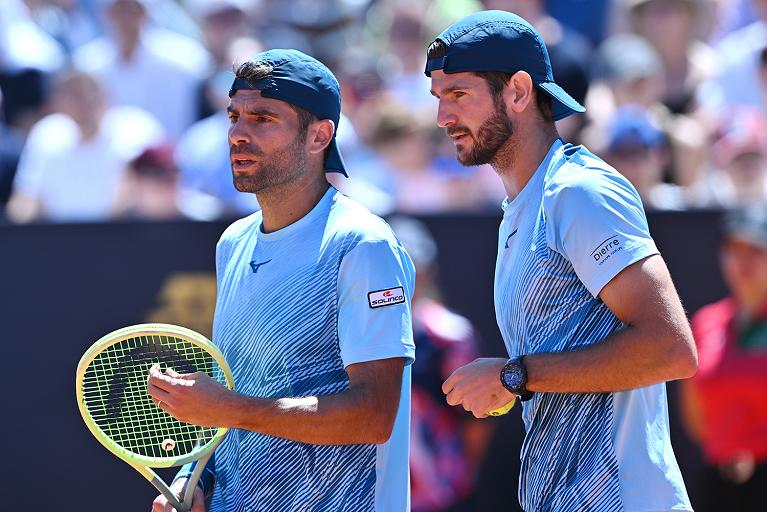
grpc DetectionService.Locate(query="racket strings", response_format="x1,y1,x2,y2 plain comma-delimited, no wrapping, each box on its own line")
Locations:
81,334,226,460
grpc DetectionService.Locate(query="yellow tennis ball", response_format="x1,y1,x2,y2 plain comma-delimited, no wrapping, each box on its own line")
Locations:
489,399,516,416
161,438,176,451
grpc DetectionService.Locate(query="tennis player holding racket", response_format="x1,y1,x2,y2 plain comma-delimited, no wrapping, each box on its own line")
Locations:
426,11,697,512
148,49,415,511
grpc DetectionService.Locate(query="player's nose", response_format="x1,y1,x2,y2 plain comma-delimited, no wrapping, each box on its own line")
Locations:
436,102,457,128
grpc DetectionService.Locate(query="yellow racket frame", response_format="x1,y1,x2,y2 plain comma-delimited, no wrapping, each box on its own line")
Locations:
75,323,234,511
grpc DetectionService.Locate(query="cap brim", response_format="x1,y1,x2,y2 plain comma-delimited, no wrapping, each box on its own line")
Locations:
325,137,348,177
536,82,585,122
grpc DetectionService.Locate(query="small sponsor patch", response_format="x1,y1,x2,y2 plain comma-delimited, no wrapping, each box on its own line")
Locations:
368,287,406,309
590,235,622,266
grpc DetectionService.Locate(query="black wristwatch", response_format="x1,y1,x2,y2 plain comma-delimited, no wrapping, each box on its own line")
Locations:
500,356,534,402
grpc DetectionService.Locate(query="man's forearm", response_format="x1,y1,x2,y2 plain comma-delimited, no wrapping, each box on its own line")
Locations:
222,385,399,445
525,323,696,393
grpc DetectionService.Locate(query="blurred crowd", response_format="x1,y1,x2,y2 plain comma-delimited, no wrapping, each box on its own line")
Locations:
1,0,766,224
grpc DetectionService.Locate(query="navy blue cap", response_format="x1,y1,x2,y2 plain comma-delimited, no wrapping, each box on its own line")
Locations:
425,10,585,121
607,106,665,153
229,49,347,176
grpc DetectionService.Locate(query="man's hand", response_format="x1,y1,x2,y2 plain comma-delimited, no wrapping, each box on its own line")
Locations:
442,357,516,418
147,364,237,427
151,478,206,512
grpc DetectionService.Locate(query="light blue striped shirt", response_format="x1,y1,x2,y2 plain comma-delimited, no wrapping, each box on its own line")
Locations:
495,140,692,512
206,187,415,511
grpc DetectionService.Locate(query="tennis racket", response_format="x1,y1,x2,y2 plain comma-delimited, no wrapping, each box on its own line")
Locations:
75,323,234,511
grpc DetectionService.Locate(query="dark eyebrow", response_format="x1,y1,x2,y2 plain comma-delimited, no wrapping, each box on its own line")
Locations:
430,84,472,98
245,108,280,118
226,106,280,118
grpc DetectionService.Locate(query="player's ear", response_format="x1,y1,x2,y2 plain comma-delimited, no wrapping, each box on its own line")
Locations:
307,119,334,156
503,71,534,115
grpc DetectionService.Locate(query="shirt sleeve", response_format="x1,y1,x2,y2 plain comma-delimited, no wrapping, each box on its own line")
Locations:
337,239,416,367
545,168,659,298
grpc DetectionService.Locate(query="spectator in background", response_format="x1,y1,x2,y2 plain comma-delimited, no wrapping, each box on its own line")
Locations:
252,0,365,69
114,144,185,220
698,108,767,206
624,0,717,115
601,105,685,210
187,0,256,118
388,216,491,512
698,0,767,115
681,206,767,512
6,70,164,223
188,0,253,69
0,0,66,131
23,0,101,54
0,90,25,216
360,97,500,213
591,33,708,190
375,7,437,113
74,0,209,140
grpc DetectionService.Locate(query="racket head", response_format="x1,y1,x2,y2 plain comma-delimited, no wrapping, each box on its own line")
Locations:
76,323,234,469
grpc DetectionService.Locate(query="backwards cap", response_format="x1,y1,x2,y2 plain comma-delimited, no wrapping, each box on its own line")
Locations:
425,10,585,121
229,49,347,176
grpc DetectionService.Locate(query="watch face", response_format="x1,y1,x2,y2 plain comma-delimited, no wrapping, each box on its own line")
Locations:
502,365,525,391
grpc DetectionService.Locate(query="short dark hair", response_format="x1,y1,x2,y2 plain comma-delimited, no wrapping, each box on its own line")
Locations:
232,60,317,136
426,39,553,122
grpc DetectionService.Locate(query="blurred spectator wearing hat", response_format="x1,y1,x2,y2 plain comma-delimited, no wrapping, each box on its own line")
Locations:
601,105,686,210
590,32,708,191
388,216,491,512
113,144,186,220
5,69,164,223
680,206,767,512
73,0,209,140
695,108,767,206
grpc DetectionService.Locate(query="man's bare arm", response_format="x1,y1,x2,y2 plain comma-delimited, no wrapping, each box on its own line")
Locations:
524,254,698,392
148,357,405,445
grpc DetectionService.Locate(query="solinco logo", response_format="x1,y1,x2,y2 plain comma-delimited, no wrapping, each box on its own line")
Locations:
368,287,406,309
591,236,622,265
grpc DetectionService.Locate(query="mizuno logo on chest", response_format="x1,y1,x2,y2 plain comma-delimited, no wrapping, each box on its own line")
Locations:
249,260,272,273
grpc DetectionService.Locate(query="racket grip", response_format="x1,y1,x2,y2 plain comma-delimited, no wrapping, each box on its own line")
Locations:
489,398,517,416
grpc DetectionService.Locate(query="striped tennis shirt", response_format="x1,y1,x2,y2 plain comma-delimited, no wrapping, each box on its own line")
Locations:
495,140,692,512
198,187,415,511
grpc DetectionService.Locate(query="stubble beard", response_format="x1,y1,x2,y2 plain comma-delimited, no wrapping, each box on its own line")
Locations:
232,133,308,194
455,99,515,169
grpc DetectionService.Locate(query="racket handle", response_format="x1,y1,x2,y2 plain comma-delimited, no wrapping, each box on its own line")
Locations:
489,398,517,416
181,451,214,511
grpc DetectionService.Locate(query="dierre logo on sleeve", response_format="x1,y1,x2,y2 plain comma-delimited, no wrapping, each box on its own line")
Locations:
368,287,406,309
591,236,622,266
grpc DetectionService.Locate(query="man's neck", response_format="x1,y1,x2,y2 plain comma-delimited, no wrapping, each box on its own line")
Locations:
494,122,559,200
257,175,330,233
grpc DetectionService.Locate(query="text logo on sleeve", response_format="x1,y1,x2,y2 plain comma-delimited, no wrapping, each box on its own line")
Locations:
368,287,406,308
591,236,622,265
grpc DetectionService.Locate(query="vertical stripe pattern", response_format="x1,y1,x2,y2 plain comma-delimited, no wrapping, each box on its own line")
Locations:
496,204,624,511
207,198,381,511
